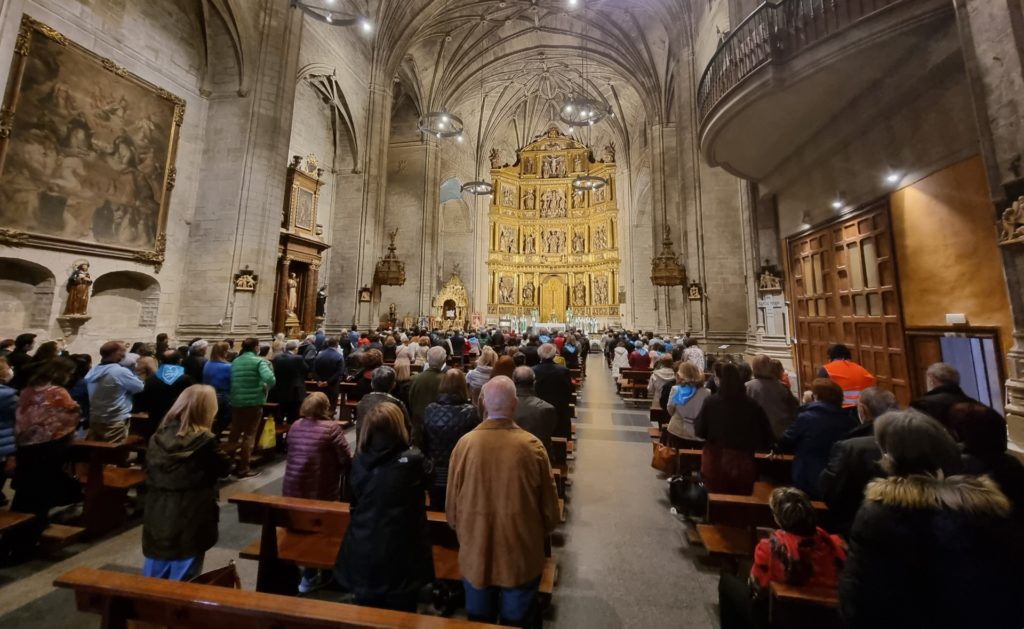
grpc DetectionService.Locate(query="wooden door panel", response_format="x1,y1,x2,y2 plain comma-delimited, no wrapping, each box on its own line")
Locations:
788,202,910,404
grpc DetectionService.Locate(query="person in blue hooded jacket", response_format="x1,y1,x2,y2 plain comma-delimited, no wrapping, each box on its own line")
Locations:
86,341,145,443
0,357,16,506
136,351,194,429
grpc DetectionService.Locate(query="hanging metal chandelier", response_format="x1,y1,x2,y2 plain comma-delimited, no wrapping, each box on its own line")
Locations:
418,112,464,140
461,180,495,195
290,0,373,31
650,227,686,287
560,97,612,129
374,229,406,286
573,173,606,191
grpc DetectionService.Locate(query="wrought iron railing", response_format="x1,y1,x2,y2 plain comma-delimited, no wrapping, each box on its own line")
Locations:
697,0,906,123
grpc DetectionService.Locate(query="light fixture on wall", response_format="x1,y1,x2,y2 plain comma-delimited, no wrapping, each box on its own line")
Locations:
799,211,812,229
418,111,465,140
885,170,901,185
290,0,373,31
831,192,845,210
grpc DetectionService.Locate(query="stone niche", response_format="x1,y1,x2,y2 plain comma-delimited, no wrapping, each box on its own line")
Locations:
0,258,55,333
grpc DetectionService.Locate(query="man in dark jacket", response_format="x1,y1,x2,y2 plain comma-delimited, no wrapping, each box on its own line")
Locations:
271,340,308,423
135,351,193,428
910,362,974,426
532,343,572,439
182,339,209,383
520,336,541,367
355,367,411,445
313,338,346,413
7,333,35,387
512,366,557,459
407,347,447,446
778,378,858,500
298,334,319,371
819,387,898,535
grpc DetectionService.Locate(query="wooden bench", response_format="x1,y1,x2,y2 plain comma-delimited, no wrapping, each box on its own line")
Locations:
68,439,146,538
769,582,841,629
707,482,827,529
55,567,505,629
669,449,794,480
696,523,755,559
229,493,557,602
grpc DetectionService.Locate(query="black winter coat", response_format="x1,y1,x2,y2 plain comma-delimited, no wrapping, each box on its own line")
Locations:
270,352,308,403
910,383,972,426
143,422,231,559
839,474,1024,629
819,422,884,536
334,436,434,598
533,360,572,438
778,401,858,500
422,394,479,488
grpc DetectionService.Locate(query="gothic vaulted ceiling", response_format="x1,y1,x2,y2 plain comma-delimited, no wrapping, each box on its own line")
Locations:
367,0,692,155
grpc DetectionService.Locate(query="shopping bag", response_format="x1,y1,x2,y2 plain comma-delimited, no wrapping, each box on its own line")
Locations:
258,416,277,450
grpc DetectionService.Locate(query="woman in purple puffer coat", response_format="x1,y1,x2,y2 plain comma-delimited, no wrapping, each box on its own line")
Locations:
283,392,353,593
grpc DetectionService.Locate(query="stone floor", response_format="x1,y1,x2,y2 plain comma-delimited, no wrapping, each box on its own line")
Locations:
0,354,722,627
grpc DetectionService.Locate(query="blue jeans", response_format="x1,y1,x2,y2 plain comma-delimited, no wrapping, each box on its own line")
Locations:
463,576,540,625
143,554,205,581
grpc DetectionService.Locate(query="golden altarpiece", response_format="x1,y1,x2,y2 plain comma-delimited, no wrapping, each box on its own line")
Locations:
487,127,621,324
274,155,330,336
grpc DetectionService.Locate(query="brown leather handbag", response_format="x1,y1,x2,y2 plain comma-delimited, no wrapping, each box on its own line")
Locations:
651,442,680,474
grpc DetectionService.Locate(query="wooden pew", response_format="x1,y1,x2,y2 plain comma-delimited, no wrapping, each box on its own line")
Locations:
68,439,146,538
769,582,841,629
55,567,505,629
617,369,652,403
707,482,827,530
229,493,557,601
672,449,795,481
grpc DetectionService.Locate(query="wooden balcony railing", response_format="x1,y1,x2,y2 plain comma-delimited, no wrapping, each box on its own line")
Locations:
697,0,906,123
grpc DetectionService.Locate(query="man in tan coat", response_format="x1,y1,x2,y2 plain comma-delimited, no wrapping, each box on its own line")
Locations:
446,375,560,625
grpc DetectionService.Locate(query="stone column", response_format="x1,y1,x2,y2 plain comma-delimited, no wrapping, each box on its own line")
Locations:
302,263,319,333
955,0,1024,450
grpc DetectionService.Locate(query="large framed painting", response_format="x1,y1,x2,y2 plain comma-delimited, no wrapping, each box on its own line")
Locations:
0,16,185,270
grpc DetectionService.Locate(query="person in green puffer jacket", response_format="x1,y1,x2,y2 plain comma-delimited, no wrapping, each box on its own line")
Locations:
228,338,275,478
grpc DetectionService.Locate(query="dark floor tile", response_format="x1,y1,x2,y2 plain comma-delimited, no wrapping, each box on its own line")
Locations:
0,587,97,628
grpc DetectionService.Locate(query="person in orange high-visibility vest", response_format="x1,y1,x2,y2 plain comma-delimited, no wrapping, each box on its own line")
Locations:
817,344,876,409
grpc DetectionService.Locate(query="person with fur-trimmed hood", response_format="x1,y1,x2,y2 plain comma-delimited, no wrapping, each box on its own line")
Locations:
839,409,1024,629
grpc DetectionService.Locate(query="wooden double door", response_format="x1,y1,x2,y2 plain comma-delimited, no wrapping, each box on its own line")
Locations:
787,203,911,404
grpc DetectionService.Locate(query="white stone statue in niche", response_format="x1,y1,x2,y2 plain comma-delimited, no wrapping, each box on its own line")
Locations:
523,231,537,254
499,276,516,304
522,280,536,305
540,190,566,218
573,280,587,305
499,226,517,253
572,188,585,209
573,153,583,172
572,230,586,254
593,225,609,250
603,142,616,162
489,148,501,168
543,229,565,254
593,186,606,203
1000,196,1024,244
593,276,609,304
286,272,299,314
523,188,536,209
523,156,535,175
502,185,515,207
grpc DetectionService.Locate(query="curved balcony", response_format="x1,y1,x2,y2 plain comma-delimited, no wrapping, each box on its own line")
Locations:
697,0,953,180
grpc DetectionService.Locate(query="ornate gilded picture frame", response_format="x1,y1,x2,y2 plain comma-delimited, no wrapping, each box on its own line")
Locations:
0,16,184,270
284,155,322,237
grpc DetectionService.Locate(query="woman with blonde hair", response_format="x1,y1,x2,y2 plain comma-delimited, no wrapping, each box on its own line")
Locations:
466,346,497,404
335,402,433,611
143,384,232,581
664,361,711,447
392,356,413,410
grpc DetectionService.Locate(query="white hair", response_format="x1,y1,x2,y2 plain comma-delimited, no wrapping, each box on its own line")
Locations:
427,346,448,369
190,339,209,352
285,339,300,351
538,343,557,360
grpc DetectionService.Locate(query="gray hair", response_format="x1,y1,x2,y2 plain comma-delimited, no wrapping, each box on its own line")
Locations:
858,387,898,422
512,366,536,387
285,339,300,351
537,343,557,361
427,346,448,369
305,334,316,343
926,362,960,387
190,339,209,353
875,409,962,476
371,366,397,392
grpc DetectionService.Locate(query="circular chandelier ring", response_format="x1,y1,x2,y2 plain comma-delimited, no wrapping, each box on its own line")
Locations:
572,175,607,191
462,180,495,196
418,111,464,139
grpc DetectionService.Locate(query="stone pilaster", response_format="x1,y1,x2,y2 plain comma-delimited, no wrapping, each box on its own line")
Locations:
955,0,1024,449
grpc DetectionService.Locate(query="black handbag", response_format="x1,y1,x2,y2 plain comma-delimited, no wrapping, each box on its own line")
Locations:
668,472,708,518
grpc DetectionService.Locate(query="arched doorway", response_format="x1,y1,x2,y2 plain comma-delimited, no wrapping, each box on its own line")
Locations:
540,275,567,323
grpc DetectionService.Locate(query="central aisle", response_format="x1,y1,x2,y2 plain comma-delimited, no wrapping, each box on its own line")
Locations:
550,354,720,628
